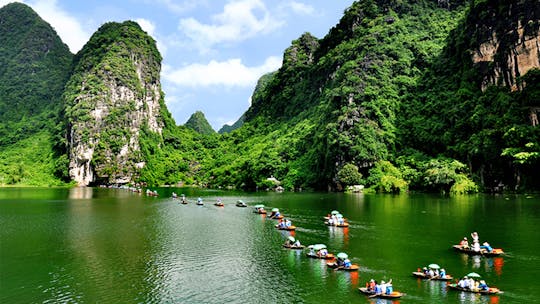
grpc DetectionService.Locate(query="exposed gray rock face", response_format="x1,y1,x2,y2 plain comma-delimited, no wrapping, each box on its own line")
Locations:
66,21,163,186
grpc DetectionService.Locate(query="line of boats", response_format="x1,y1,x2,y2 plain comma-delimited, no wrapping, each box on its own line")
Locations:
174,196,506,299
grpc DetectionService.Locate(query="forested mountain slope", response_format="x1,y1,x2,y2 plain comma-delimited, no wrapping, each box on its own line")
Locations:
0,3,72,186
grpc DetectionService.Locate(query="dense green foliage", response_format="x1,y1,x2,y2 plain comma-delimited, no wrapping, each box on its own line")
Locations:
0,3,72,146
0,3,72,185
184,111,215,135
0,131,72,186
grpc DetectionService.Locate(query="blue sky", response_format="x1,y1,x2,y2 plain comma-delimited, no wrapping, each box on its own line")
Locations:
1,0,354,130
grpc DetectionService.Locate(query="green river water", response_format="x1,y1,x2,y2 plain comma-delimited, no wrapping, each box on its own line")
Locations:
1,187,539,303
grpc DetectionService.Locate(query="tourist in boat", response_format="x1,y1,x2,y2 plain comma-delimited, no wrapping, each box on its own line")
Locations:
478,280,489,291
284,236,295,247
172,192,177,199
427,268,435,277
422,267,429,275
285,218,292,227
458,276,468,289
471,231,479,243
374,282,383,295
366,279,376,292
269,209,281,218
343,258,352,268
460,237,469,249
317,247,328,258
379,281,387,295
197,197,203,205
293,239,301,247
181,194,186,203
481,242,493,253
439,268,446,279
385,279,393,295
472,241,481,252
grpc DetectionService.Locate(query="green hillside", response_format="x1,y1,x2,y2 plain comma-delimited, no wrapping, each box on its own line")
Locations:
185,111,215,135
0,3,73,186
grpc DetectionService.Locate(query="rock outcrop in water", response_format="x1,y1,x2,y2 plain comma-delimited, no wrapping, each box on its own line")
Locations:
64,21,164,186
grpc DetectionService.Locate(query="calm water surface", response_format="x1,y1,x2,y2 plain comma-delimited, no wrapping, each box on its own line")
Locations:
1,188,539,303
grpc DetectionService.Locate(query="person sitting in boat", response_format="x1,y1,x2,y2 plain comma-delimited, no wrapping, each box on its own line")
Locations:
478,280,489,291
471,231,479,243
337,217,345,225
481,242,493,252
343,258,352,268
270,210,281,218
472,241,481,252
439,268,446,279
328,217,335,225
172,192,177,198
285,219,292,227
379,281,387,295
460,237,469,249
366,279,376,291
385,279,393,295
277,219,286,228
422,267,429,275
293,239,301,247
317,248,328,258
427,268,435,277
374,282,383,295
308,246,315,256
458,277,468,289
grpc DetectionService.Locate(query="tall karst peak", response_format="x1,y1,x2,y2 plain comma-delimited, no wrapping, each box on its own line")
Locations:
65,21,165,186
0,2,72,145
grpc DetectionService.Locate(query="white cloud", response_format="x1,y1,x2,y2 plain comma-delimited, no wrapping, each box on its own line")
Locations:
153,0,200,14
286,1,315,15
29,0,90,53
135,18,155,36
179,0,284,51
163,56,282,87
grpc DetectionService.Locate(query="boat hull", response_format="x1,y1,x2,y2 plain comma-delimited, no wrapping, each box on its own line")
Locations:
358,288,404,299
452,245,504,257
412,272,453,281
448,284,501,294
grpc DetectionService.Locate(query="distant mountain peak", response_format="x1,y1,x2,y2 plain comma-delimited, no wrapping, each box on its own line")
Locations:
185,111,215,135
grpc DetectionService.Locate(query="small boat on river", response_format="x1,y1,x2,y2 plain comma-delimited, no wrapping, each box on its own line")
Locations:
275,224,296,231
253,204,267,214
283,244,305,250
412,271,453,281
236,200,247,207
324,221,349,227
306,244,335,260
358,288,404,299
326,262,359,271
452,245,504,256
447,284,502,294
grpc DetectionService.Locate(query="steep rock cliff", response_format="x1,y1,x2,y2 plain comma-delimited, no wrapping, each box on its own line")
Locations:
467,0,540,90
65,21,164,186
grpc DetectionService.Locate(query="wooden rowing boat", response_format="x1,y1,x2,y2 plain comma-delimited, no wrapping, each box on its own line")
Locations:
448,284,502,294
235,201,247,207
214,203,224,207
452,245,504,257
283,244,305,250
324,221,349,227
412,271,453,281
275,225,296,231
358,287,404,299
326,262,359,271
306,252,335,260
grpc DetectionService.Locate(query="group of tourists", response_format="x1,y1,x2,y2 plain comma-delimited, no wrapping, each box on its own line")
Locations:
421,266,447,279
325,210,348,226
365,279,393,295
276,218,292,228
459,231,494,253
457,276,490,292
